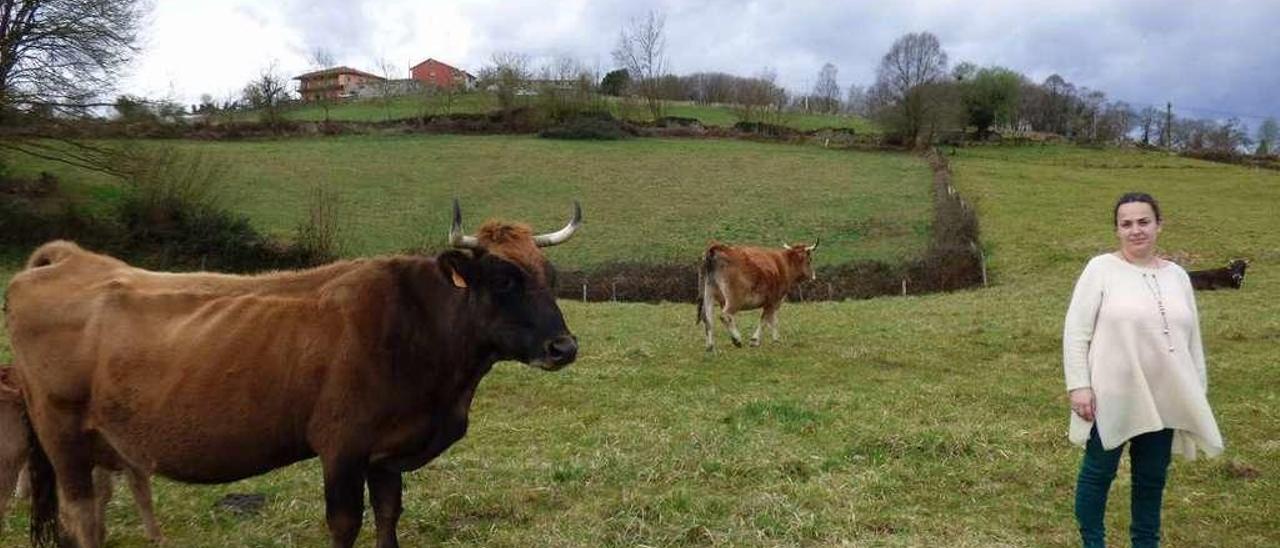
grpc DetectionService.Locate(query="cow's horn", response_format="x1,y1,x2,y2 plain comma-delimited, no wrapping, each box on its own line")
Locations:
533,200,582,247
806,239,820,252
448,199,481,249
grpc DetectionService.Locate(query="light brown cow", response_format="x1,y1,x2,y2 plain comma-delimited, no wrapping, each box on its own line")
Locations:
0,367,161,543
697,240,818,351
5,200,581,548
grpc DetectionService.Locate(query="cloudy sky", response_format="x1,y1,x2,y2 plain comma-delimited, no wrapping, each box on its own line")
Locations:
124,0,1279,124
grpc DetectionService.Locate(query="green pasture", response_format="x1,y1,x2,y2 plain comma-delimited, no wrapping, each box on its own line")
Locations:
2,136,932,269
0,144,1276,546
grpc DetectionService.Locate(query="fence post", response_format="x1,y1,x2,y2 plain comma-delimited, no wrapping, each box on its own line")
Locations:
582,283,587,302
611,281,617,302
901,278,907,296
972,240,988,287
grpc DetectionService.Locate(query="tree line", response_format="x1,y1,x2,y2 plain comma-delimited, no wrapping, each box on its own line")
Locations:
0,2,1275,157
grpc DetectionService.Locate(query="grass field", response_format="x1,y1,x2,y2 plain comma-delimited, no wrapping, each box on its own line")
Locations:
2,136,932,269
0,144,1276,546
241,92,876,133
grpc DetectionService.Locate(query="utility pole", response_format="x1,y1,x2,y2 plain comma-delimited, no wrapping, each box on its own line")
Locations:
1163,102,1173,149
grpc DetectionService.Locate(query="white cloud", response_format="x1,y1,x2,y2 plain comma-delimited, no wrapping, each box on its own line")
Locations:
121,0,1280,121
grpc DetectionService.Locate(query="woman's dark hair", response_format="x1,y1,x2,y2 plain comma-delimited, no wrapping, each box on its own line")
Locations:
1113,192,1161,226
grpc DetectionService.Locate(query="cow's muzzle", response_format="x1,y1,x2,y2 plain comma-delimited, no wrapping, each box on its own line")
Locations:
540,335,578,370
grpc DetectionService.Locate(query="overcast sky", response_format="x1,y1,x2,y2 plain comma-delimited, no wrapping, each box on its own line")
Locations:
124,0,1279,125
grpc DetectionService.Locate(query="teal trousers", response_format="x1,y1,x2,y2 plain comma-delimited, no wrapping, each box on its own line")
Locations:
1075,427,1173,548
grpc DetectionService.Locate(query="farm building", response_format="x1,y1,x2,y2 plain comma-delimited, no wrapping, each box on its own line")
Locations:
294,67,386,101
410,58,476,90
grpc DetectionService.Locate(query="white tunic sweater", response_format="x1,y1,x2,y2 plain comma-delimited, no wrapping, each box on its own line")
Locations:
1063,253,1224,459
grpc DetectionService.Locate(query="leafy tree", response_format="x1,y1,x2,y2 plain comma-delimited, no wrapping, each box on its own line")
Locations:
960,66,1022,138
1256,117,1278,156
600,69,630,96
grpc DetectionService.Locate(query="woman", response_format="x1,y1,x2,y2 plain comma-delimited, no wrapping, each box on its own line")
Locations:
1063,192,1223,547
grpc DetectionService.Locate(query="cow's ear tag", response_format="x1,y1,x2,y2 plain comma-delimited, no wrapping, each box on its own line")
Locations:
450,269,468,289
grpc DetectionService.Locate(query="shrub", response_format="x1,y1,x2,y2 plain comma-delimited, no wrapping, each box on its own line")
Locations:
292,184,345,265
110,145,310,272
733,121,797,138
539,116,630,140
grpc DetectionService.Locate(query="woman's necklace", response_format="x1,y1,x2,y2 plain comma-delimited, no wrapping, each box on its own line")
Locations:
1140,271,1176,353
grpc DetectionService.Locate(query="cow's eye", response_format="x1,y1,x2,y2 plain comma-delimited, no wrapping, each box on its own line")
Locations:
493,275,517,293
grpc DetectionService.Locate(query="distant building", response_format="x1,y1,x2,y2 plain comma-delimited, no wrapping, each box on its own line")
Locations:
410,58,476,90
294,67,385,101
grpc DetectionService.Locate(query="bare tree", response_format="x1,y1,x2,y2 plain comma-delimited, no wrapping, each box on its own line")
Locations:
307,47,337,123
1138,106,1159,145
612,10,668,120
243,63,292,131
375,57,398,121
812,63,841,114
844,84,869,117
535,55,603,121
733,68,788,125
478,51,531,111
0,0,146,121
871,32,950,145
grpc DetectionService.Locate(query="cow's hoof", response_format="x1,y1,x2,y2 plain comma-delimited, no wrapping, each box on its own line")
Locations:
749,339,760,347
731,338,743,348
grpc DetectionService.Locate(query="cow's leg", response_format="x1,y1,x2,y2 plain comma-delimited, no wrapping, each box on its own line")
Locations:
764,304,781,343
322,455,367,548
750,314,764,347
0,436,25,526
719,308,744,347
45,437,100,548
91,468,114,547
701,286,718,352
16,465,32,498
367,465,403,548
123,466,162,543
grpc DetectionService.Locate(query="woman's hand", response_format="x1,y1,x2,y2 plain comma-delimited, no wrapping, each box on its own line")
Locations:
1069,388,1096,421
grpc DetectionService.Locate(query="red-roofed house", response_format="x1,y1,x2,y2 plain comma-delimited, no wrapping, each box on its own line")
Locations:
410,58,475,90
294,66,386,101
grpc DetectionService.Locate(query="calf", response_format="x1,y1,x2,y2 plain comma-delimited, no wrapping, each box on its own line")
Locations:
0,366,161,543
697,241,818,351
1188,259,1249,290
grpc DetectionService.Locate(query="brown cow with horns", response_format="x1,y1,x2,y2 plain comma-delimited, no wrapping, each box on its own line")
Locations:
5,199,581,548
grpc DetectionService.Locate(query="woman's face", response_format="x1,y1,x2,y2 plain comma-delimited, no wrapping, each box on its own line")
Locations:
1115,202,1162,258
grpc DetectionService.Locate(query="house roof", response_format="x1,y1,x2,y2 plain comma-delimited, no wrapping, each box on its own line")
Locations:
410,58,475,78
293,66,385,81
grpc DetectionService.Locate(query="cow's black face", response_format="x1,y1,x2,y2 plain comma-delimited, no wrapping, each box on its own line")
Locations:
1229,260,1248,288
440,251,577,370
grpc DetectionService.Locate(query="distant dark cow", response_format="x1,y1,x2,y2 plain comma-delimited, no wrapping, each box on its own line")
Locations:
0,367,161,543
5,200,581,548
697,240,818,351
1189,259,1249,290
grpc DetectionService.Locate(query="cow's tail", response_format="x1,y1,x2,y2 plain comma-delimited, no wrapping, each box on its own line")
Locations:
25,413,59,547
696,246,721,325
